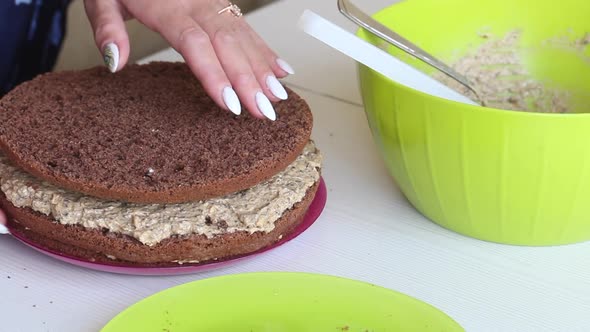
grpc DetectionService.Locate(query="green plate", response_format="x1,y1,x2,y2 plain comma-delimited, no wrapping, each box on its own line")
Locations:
101,272,463,331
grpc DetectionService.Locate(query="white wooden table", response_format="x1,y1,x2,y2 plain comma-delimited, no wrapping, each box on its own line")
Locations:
1,1,589,331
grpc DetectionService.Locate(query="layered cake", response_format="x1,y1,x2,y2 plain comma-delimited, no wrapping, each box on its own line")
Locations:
0,62,322,266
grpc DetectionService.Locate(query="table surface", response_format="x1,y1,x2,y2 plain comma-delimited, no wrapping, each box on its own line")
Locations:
2,1,589,331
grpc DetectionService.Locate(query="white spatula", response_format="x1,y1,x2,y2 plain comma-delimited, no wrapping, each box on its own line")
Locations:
296,10,478,106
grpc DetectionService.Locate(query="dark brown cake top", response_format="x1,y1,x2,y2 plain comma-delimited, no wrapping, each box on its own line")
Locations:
0,62,313,203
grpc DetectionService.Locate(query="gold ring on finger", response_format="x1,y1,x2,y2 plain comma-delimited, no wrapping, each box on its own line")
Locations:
217,2,242,18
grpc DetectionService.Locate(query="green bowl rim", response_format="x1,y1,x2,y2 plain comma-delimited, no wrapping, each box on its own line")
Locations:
358,3,590,119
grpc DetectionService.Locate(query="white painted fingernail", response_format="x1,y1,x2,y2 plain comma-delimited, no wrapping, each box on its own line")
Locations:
255,92,276,121
0,223,9,235
276,58,295,75
222,86,241,115
103,42,119,73
266,75,288,100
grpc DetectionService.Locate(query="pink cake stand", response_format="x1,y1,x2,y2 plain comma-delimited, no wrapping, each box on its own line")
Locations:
8,178,327,276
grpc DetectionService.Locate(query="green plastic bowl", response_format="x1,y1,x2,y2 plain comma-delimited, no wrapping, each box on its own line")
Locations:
358,0,590,245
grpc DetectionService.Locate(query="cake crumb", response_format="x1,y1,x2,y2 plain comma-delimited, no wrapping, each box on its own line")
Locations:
478,32,491,39
145,168,155,177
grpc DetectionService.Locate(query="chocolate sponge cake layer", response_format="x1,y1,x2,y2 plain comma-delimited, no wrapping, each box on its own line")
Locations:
0,62,313,204
1,181,319,266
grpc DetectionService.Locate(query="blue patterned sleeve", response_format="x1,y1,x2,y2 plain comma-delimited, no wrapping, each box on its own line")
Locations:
0,0,71,96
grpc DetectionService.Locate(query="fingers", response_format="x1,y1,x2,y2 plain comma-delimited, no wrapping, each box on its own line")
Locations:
102,0,293,120
211,26,275,120
245,25,295,78
118,0,243,116
184,0,292,119
164,18,243,116
84,0,130,72
140,2,272,119
198,14,287,119
238,26,288,102
170,24,239,116
0,209,8,235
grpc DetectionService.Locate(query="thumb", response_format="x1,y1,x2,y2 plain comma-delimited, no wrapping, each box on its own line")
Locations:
0,209,8,235
84,0,131,72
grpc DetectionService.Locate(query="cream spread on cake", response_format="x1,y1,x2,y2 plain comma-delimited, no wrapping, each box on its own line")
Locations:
0,141,322,246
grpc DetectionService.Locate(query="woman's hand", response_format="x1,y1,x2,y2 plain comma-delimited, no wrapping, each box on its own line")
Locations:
83,0,294,121
0,209,8,234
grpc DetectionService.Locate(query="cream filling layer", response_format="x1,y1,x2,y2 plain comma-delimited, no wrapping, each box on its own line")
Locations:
0,141,322,246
